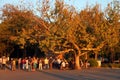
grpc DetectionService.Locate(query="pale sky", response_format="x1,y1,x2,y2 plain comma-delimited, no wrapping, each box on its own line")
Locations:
65,0,113,10
0,0,113,10
0,0,115,23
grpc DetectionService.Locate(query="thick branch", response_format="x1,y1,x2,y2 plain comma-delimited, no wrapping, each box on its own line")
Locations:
81,48,98,51
79,51,89,57
54,49,74,54
81,41,106,51
70,40,81,55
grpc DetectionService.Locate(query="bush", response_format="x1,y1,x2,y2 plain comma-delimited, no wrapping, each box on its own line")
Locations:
88,59,98,67
109,63,120,68
102,63,120,68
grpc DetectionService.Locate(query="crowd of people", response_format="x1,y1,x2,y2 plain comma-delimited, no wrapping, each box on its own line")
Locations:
0,56,76,71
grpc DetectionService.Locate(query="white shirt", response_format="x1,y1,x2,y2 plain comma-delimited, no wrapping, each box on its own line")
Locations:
2,58,6,64
62,61,66,67
57,59,61,64
44,58,49,64
0,58,2,63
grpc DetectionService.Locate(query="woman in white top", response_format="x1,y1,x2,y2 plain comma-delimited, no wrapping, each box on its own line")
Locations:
61,61,66,70
26,58,29,71
0,57,2,69
39,59,43,70
2,56,6,70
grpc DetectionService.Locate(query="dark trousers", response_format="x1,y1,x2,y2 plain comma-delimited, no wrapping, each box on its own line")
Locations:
0,63,2,69
2,64,6,70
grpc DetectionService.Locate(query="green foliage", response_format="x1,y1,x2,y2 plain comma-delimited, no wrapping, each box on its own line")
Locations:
88,59,98,67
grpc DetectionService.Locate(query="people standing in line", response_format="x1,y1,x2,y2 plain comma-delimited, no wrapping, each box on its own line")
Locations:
38,58,43,70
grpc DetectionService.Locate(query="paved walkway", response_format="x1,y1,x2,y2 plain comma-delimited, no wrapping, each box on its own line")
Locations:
0,68,120,80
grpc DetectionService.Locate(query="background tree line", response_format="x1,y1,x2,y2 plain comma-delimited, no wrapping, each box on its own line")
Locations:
0,0,120,69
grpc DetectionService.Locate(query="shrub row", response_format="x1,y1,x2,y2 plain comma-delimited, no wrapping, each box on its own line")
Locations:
102,63,120,68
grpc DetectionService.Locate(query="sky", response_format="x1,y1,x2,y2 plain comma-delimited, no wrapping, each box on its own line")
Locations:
0,0,114,23
65,0,113,10
0,0,113,10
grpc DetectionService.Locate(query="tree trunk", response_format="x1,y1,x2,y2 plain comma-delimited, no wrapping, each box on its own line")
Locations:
95,53,98,60
85,53,88,60
75,54,81,69
70,40,81,69
110,48,115,63
94,51,98,60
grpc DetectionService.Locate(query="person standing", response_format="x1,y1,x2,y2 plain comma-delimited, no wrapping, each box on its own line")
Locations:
11,59,16,71
80,59,84,68
25,58,29,71
2,56,6,70
18,58,21,70
60,60,66,70
38,59,43,70
32,57,36,71
34,58,38,70
85,59,88,68
28,57,32,72
49,57,53,70
0,57,2,69
22,58,26,70
44,58,49,69
57,58,61,69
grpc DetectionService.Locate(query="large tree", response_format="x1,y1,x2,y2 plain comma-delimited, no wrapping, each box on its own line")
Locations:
37,0,106,69
38,0,120,69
